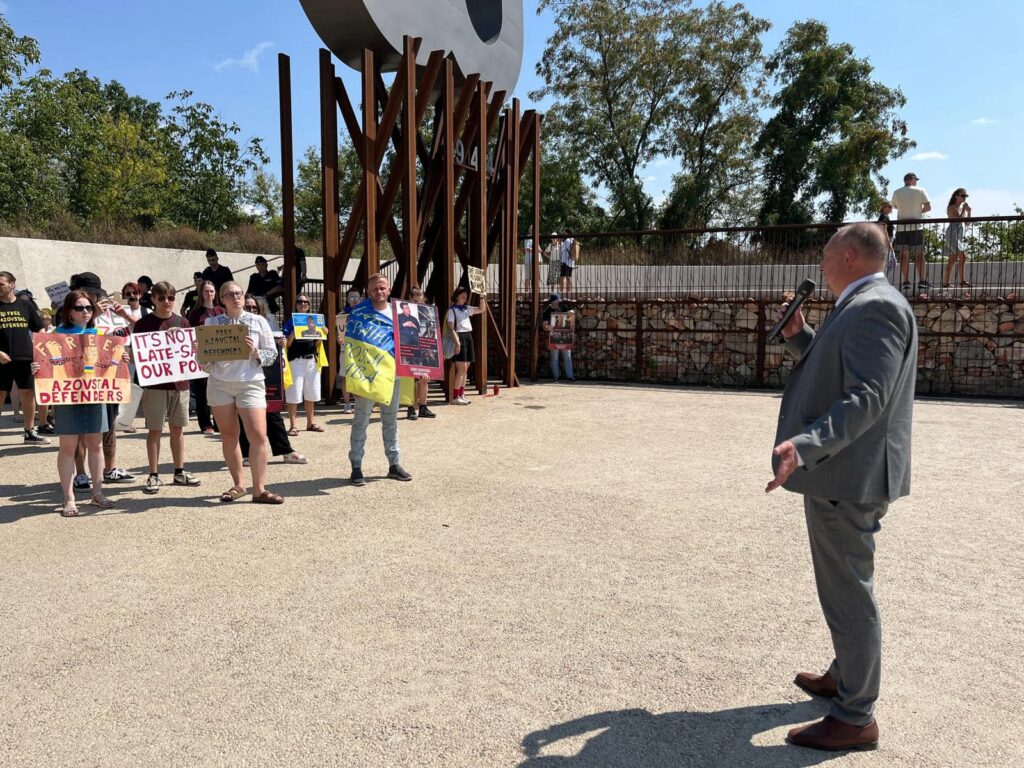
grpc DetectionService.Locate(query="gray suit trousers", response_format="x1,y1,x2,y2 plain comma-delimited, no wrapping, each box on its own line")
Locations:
804,495,888,726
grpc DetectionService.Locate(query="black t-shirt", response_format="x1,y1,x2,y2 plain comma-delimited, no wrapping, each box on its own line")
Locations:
181,289,200,316
877,214,894,242
246,270,282,311
0,299,44,360
202,264,234,291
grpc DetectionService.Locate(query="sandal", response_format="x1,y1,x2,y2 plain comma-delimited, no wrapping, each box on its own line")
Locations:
287,427,299,437
252,490,284,505
90,495,115,509
60,501,81,518
219,486,247,502
283,452,307,464
306,423,325,432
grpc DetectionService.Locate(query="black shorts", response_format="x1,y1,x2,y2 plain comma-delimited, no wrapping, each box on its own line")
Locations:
0,360,34,392
560,263,574,278
452,331,475,363
893,230,923,249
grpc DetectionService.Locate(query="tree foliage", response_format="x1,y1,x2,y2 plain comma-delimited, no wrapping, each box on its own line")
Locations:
754,21,914,225
519,144,607,237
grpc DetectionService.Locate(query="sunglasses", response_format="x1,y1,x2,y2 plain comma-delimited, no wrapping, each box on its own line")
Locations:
296,299,310,305
156,295,176,302
72,305,94,313
125,292,139,298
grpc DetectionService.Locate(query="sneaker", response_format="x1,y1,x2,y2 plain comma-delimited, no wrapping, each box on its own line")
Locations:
202,427,215,435
242,458,250,467
455,396,471,405
350,467,366,487
143,475,163,495
418,405,436,419
565,378,577,382
37,423,55,435
917,281,930,291
73,473,91,493
24,429,50,445
172,471,201,487
900,281,912,291
387,464,413,482
103,468,134,484
343,403,353,414
407,406,418,421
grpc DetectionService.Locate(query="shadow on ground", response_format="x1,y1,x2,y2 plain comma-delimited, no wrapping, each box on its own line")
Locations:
518,701,845,768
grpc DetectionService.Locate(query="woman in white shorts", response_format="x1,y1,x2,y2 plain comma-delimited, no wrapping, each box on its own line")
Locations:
282,292,325,435
203,282,282,504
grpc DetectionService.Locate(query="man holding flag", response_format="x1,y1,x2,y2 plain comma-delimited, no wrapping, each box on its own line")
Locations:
344,273,412,486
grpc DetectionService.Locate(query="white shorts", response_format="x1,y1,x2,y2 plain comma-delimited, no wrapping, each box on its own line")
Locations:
207,378,267,410
286,356,321,404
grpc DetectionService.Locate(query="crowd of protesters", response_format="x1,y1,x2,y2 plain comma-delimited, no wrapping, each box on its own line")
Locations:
1,251,518,517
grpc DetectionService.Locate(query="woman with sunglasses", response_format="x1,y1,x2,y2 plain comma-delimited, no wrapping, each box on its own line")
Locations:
187,281,223,434
282,293,325,435
202,282,282,504
942,188,972,288
52,291,115,515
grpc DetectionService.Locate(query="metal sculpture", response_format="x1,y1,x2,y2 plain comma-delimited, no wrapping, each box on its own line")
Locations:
298,0,524,94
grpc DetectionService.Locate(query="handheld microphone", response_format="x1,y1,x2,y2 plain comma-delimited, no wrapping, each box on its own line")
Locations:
768,279,816,343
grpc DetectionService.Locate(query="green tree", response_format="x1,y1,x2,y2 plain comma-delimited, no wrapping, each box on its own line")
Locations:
244,169,283,233
658,2,768,229
293,138,362,243
163,90,268,231
518,144,607,236
754,20,914,225
0,12,39,90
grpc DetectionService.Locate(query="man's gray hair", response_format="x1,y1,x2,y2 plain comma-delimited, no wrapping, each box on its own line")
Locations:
835,222,889,264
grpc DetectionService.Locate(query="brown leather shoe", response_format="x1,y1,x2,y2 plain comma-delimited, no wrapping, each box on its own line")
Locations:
794,670,838,698
786,716,879,751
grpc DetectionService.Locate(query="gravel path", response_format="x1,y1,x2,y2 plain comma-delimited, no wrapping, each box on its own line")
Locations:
1,384,1021,767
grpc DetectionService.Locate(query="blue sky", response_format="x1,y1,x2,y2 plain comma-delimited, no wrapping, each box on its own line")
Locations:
3,0,1023,217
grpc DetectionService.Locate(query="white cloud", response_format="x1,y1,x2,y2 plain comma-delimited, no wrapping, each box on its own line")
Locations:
970,117,996,125
214,41,274,73
909,151,948,161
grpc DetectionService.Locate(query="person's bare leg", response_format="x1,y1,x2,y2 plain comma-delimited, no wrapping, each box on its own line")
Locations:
212,404,245,491
57,435,78,507
21,389,36,430
943,255,955,285
899,250,910,284
169,426,185,467
146,429,162,473
75,435,87,475
239,408,269,496
287,402,299,432
86,434,106,503
916,251,928,283
304,400,316,428
957,253,967,283
102,427,116,473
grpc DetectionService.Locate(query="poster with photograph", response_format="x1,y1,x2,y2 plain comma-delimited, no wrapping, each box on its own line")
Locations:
291,312,327,339
547,311,575,351
32,332,132,405
391,299,443,380
264,334,286,413
133,328,207,386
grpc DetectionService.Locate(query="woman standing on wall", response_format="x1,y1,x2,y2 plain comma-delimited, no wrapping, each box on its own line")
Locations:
942,188,972,288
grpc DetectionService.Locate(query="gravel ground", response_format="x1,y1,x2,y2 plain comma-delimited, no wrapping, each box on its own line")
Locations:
1,383,1022,768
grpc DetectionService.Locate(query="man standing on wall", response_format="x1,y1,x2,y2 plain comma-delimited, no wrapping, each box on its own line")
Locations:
202,248,234,293
559,229,579,296
0,271,49,444
891,172,931,293
766,222,916,752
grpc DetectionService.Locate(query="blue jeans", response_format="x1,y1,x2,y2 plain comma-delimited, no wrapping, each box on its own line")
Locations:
550,349,574,380
348,378,401,468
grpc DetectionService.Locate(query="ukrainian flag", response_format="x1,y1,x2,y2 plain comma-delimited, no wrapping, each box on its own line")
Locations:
344,300,398,405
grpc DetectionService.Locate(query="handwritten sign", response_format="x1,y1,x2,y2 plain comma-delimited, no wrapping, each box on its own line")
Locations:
32,332,132,405
196,324,249,363
133,328,207,386
467,266,487,294
95,309,130,336
391,300,443,380
548,311,575,351
291,312,326,340
44,282,71,307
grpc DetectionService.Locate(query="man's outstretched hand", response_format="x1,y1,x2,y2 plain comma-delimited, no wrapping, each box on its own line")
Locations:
766,440,798,493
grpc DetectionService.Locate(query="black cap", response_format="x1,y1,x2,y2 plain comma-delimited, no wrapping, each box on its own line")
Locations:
255,256,268,264
193,271,204,279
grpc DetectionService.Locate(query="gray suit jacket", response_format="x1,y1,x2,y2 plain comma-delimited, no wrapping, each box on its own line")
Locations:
773,277,917,504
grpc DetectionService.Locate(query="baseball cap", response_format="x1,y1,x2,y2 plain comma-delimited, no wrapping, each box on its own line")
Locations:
193,271,204,279
548,292,561,303
903,172,919,182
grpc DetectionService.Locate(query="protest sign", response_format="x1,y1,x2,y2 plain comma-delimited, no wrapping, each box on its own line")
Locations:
133,328,207,386
344,301,396,404
32,332,132,405
547,311,575,351
264,335,286,413
44,282,71,307
196,324,249,363
291,312,327,339
94,309,130,336
467,266,487,294
391,300,443,380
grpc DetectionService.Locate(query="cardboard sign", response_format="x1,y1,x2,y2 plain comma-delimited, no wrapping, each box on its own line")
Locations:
32,332,132,405
391,300,443,380
291,312,327,339
133,328,207,386
547,311,575,351
44,282,71,307
467,266,487,295
196,324,250,363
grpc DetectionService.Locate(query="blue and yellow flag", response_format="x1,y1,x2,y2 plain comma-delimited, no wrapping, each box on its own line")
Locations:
344,300,397,405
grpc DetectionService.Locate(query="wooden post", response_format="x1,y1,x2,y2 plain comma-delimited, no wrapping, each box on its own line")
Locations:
319,49,340,400
401,36,419,297
278,54,297,312
362,50,379,277
530,115,542,381
507,99,521,386
441,60,456,402
472,82,489,394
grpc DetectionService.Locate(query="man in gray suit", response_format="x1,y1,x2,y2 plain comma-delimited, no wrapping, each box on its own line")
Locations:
766,222,917,752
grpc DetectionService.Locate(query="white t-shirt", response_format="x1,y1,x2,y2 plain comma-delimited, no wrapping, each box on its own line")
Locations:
446,305,481,332
561,238,577,267
891,185,930,231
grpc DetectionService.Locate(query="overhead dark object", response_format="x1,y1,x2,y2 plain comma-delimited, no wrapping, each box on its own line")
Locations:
299,0,524,94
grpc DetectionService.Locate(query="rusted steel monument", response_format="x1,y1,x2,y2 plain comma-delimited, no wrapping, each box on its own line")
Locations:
278,1,543,399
